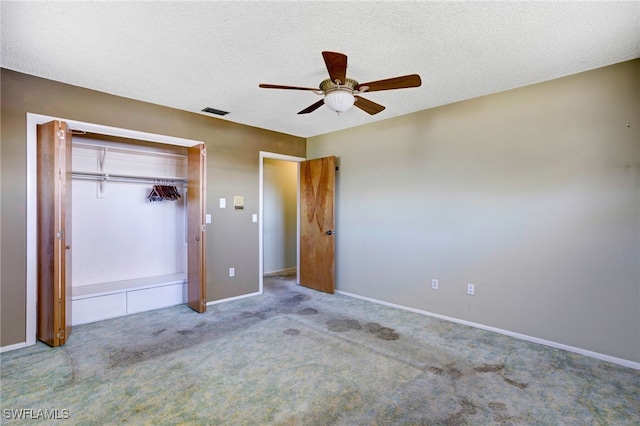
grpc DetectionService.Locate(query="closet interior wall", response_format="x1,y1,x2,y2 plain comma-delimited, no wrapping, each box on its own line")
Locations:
71,135,189,325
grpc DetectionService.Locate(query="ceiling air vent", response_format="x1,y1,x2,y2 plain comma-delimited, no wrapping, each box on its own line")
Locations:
202,107,230,116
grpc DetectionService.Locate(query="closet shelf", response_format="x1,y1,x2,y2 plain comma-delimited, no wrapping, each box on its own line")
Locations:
72,273,187,300
72,171,187,185
73,141,187,159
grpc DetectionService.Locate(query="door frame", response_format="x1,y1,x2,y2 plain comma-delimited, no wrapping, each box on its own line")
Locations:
25,113,203,347
258,151,305,293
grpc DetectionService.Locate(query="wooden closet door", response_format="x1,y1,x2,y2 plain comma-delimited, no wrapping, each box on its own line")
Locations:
37,120,72,346
187,144,207,312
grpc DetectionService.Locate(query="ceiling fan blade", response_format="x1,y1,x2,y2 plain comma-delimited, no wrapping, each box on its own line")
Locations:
298,99,325,114
259,83,319,91
356,74,422,92
354,96,385,115
322,51,348,85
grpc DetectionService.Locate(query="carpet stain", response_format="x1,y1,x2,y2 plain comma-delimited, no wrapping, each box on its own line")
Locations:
107,300,291,369
365,322,399,340
283,329,300,336
489,402,507,411
282,293,310,306
365,322,383,333
445,398,477,425
474,363,528,390
241,310,268,320
426,363,462,379
445,363,463,380
504,377,529,389
475,363,505,373
297,307,318,315
427,366,445,376
325,319,400,340
327,318,362,332
489,402,513,423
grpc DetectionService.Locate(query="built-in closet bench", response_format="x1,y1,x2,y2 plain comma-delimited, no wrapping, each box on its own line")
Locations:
72,273,187,325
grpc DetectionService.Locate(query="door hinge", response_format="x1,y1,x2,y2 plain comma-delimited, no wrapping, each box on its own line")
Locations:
201,224,206,232
56,230,65,240
57,329,65,340
202,300,206,308
202,148,207,156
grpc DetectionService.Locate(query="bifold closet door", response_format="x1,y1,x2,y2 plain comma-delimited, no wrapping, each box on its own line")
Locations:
187,144,207,312
37,120,72,346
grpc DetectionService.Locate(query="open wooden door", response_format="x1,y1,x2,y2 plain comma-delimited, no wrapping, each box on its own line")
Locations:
187,144,207,312
37,120,72,346
300,156,336,294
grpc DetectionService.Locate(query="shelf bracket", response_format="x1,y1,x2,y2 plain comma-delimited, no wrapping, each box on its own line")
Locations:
97,148,108,198
98,147,108,172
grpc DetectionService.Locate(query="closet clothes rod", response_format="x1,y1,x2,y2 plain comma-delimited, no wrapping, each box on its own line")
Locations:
72,171,187,186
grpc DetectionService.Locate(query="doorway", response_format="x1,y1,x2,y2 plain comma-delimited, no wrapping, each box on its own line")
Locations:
258,152,304,293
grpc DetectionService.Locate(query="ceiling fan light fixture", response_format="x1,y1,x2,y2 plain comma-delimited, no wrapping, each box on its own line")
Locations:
259,52,421,116
324,89,355,115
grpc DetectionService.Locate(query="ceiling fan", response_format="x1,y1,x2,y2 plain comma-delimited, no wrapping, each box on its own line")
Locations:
259,51,422,116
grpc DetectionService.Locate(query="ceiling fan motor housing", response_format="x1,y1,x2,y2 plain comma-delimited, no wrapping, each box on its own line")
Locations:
320,78,359,93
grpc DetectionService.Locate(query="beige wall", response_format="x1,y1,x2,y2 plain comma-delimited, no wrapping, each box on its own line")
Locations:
1,69,305,347
308,60,640,363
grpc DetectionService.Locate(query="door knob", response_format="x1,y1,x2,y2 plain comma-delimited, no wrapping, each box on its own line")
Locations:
325,230,336,236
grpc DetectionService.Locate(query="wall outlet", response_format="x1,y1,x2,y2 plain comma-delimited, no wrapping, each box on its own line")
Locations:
229,267,235,277
431,279,439,290
467,283,475,295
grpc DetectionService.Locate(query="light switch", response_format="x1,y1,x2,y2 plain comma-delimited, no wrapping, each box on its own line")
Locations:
252,214,257,223
219,198,226,208
206,214,212,224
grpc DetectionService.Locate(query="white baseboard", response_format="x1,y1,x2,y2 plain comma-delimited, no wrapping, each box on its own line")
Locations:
336,290,640,371
264,267,296,276
206,291,262,306
0,342,27,353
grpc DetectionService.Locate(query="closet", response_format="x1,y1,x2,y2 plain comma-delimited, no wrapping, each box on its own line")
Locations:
36,120,206,347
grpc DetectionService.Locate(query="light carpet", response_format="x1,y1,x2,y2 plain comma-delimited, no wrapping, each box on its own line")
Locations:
1,272,639,425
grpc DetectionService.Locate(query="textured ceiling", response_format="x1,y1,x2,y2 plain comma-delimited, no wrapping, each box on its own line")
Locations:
2,1,639,138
